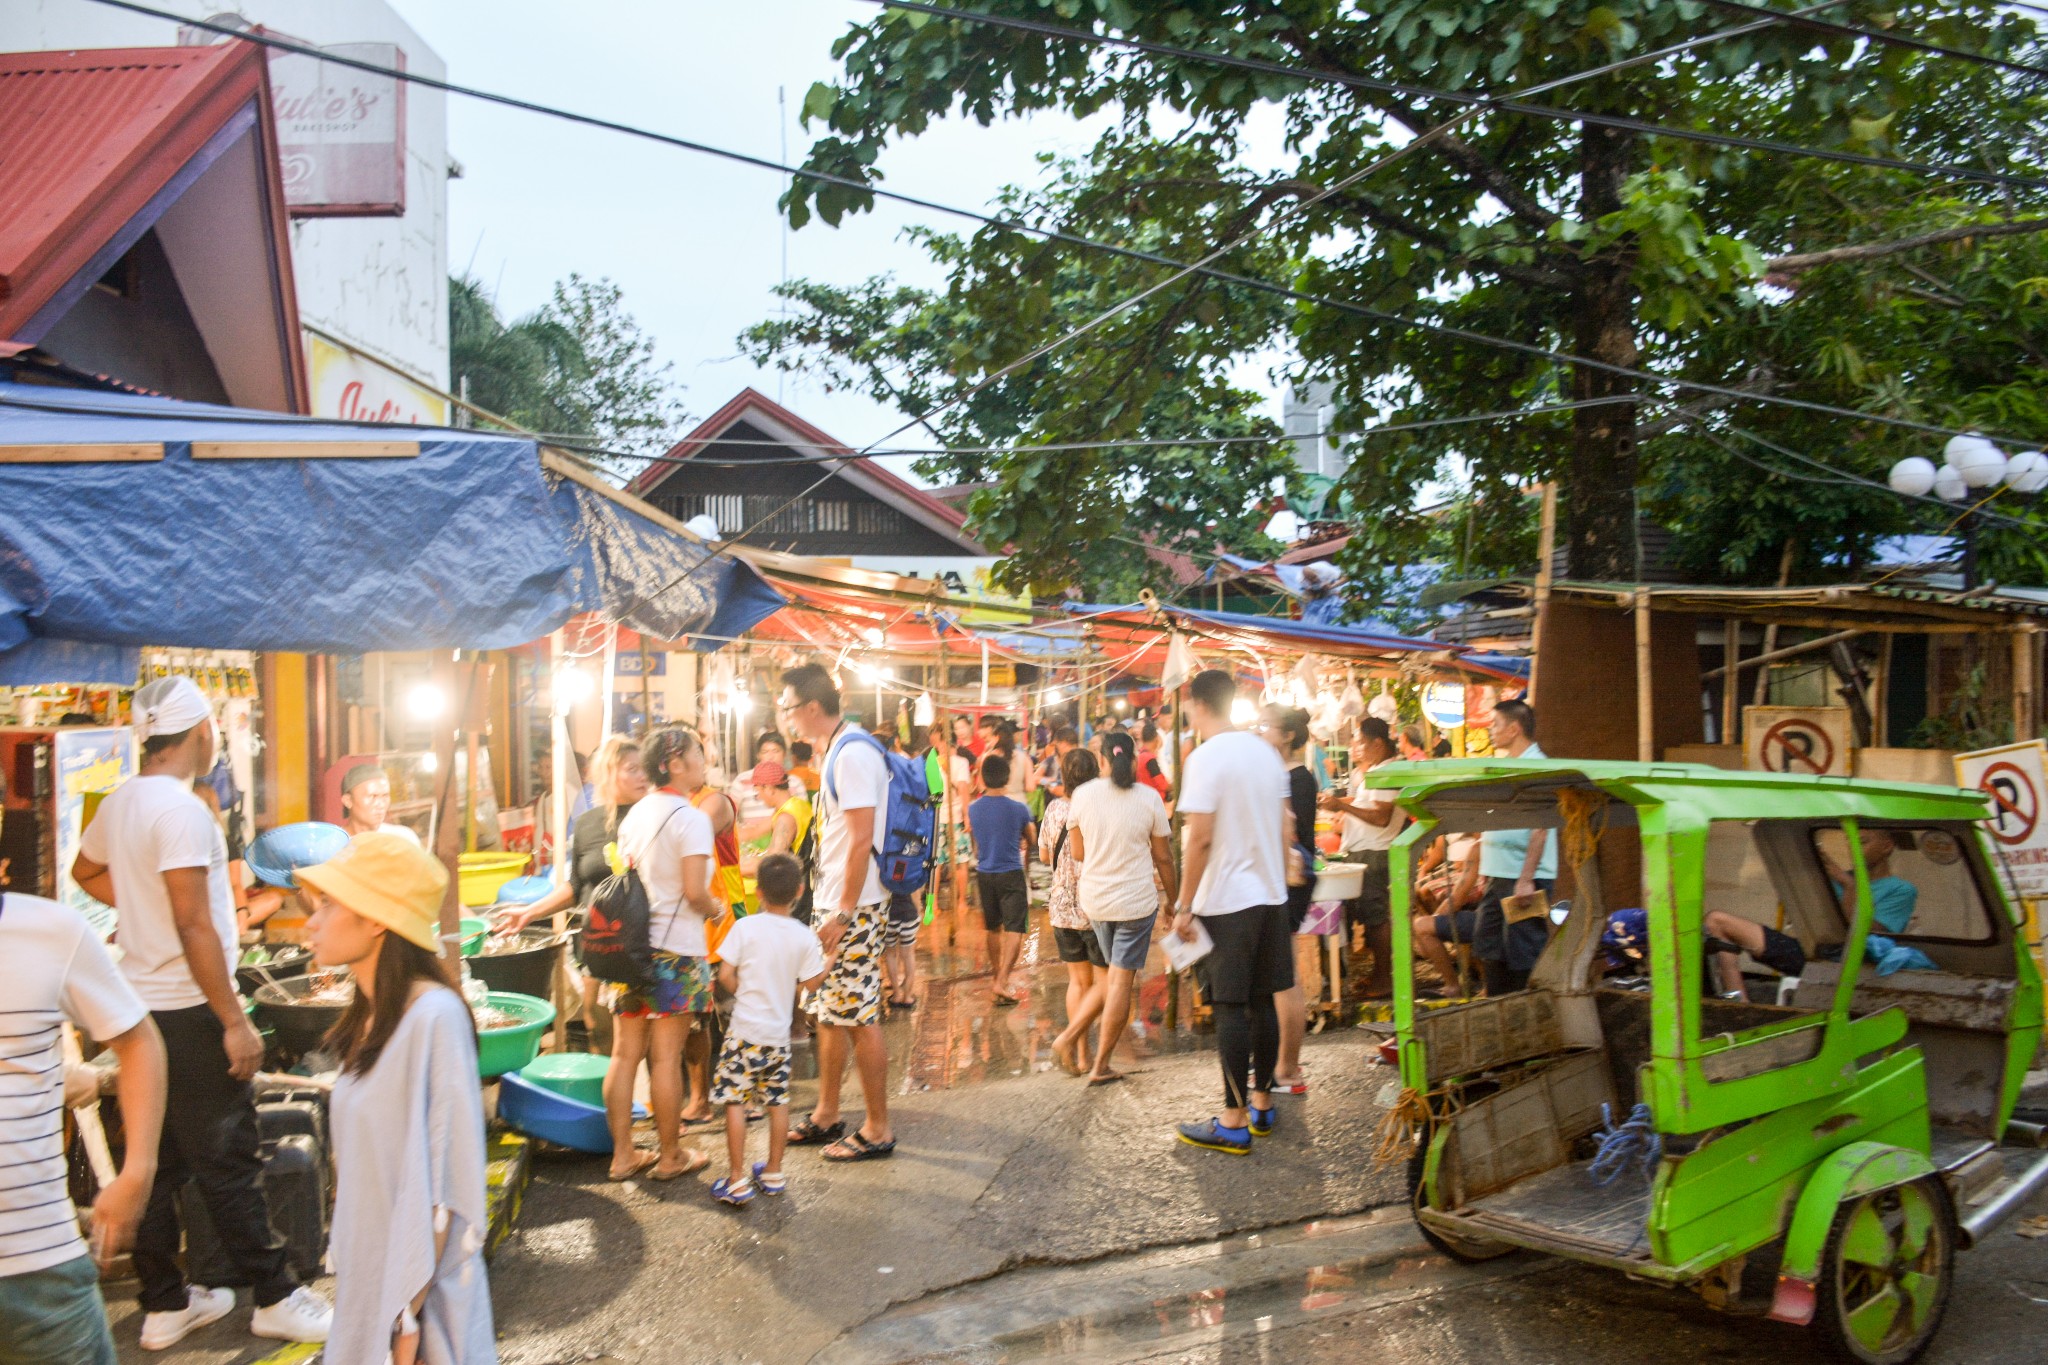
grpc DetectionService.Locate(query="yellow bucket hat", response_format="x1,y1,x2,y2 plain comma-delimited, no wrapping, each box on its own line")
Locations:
297,832,448,953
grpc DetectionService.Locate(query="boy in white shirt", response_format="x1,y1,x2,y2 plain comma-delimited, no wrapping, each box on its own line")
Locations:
709,854,828,1206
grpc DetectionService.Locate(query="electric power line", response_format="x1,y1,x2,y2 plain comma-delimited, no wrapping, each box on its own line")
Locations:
1698,0,2048,83
82,0,2048,453
850,0,2048,194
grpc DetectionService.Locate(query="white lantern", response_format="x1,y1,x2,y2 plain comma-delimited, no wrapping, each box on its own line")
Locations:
1887,456,1937,497
683,513,721,540
1943,434,2008,488
2004,450,2048,494
1933,465,1969,501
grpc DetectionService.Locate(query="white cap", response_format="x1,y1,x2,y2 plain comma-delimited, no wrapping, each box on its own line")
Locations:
132,676,211,740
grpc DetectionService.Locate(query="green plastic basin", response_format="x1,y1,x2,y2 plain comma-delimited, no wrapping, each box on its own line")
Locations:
518,1051,608,1107
474,991,556,1078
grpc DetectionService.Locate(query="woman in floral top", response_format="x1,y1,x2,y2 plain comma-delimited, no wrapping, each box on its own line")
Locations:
1041,748,1104,1074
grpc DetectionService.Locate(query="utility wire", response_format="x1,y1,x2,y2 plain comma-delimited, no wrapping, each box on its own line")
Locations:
1698,0,2048,83
83,0,2048,451
849,0,2048,194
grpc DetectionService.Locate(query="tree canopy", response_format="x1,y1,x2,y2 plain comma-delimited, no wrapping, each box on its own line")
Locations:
772,0,2048,607
450,273,686,473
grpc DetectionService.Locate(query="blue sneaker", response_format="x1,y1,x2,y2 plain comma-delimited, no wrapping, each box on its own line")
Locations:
1249,1106,1275,1137
1177,1117,1253,1155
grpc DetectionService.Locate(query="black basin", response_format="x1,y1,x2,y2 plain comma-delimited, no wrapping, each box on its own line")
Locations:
467,927,567,1000
252,975,354,1061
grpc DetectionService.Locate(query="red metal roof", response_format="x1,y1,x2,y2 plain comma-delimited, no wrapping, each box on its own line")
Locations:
629,387,987,554
0,43,277,340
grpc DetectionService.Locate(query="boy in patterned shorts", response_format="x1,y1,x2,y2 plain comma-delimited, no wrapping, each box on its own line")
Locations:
710,854,828,1206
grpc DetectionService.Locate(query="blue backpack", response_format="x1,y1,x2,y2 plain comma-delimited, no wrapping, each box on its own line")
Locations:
823,727,939,895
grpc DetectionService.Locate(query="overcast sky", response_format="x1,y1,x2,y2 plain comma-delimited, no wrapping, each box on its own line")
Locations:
395,0,1205,471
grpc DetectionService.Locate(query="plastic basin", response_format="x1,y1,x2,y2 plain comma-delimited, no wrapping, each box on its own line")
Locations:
496,1069,614,1153
468,928,565,997
457,917,490,956
247,822,351,889
494,874,555,906
1312,863,1365,901
519,1052,608,1108
474,991,555,1078
458,851,531,907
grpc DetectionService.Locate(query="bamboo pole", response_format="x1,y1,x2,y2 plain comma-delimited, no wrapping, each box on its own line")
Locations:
1701,628,1864,680
1530,482,1557,697
1720,617,1740,747
1634,587,1654,763
2015,624,2039,741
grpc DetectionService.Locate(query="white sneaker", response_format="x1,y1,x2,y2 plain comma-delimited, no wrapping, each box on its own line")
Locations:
251,1285,333,1343
139,1285,235,1351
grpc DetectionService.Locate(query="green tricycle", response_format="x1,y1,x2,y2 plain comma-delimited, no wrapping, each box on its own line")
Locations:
1371,759,2048,1365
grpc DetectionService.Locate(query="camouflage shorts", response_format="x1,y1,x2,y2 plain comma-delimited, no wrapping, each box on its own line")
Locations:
709,1036,792,1109
810,901,885,1028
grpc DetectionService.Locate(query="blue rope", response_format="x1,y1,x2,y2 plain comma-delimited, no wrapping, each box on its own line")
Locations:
1588,1102,1663,1186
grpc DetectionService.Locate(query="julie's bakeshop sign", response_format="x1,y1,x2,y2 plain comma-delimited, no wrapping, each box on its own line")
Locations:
266,39,407,216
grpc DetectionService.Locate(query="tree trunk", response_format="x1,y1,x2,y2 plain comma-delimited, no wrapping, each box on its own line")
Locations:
1565,122,1641,582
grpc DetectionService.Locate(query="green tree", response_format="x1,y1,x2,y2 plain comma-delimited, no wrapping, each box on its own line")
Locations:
449,273,686,473
741,179,1299,597
780,0,2048,607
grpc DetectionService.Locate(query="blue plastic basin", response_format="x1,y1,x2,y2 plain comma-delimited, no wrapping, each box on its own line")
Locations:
496,1069,639,1154
246,822,351,889
494,874,555,906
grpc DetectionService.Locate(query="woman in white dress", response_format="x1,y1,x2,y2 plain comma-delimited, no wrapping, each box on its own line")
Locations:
299,834,496,1365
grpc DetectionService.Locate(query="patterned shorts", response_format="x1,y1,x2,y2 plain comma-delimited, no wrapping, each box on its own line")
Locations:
810,901,885,1028
884,892,921,948
607,951,715,1019
710,1036,793,1109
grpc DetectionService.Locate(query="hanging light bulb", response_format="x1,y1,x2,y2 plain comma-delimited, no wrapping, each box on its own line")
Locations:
2004,450,2048,494
1229,697,1257,726
1933,465,1969,501
1944,434,2008,488
1887,456,1937,497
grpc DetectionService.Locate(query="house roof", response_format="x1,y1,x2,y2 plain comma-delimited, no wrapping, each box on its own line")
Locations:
627,388,988,555
0,42,304,409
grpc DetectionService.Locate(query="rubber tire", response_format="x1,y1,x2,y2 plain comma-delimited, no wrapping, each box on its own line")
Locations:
1406,1135,1518,1264
1814,1176,1955,1365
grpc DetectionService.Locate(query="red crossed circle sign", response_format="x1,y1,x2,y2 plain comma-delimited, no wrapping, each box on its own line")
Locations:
1977,760,2039,846
1759,718,1836,775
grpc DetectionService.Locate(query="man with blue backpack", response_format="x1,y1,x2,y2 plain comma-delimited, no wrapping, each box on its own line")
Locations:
776,663,936,1163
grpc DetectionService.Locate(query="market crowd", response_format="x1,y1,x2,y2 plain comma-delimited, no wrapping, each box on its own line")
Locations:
1,654,1549,1363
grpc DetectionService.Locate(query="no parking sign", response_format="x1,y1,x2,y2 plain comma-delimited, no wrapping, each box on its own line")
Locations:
1743,706,1853,776
1956,740,2048,897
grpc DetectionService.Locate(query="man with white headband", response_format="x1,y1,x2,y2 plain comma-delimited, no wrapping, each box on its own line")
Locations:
72,677,331,1350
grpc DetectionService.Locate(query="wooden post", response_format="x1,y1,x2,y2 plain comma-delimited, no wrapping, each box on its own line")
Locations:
430,653,470,973
1634,587,1655,763
2015,625,2039,742
1530,482,1557,696
637,633,654,735
1721,617,1740,747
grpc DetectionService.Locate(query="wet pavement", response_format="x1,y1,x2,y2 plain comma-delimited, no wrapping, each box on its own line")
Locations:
101,899,2048,1363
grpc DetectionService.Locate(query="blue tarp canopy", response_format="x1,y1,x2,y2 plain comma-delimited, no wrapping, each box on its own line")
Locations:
0,384,786,683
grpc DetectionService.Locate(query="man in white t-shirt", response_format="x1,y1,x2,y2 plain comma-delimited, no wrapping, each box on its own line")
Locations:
337,764,422,846
777,662,896,1163
72,677,330,1349
1318,717,1407,997
1168,669,1296,1157
0,888,166,1365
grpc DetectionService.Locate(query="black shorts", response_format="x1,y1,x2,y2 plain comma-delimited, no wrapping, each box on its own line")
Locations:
1285,881,1314,934
1053,925,1108,966
1707,924,1807,978
978,869,1029,934
1473,876,1554,972
1196,904,1295,1005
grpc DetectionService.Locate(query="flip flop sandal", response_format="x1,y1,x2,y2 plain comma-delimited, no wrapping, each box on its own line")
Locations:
607,1150,660,1182
711,1176,756,1206
1085,1072,1126,1087
822,1131,897,1162
650,1150,710,1181
752,1161,788,1195
1272,1077,1309,1095
787,1118,845,1147
992,993,1020,1007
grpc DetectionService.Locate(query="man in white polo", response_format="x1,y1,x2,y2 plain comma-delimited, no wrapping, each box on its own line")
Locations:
73,677,330,1350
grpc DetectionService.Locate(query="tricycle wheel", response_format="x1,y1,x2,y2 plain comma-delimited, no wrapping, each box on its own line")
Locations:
1406,1136,1517,1264
1815,1175,1955,1365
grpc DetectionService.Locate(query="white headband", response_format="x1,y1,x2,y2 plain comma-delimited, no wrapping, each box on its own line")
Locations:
133,676,211,740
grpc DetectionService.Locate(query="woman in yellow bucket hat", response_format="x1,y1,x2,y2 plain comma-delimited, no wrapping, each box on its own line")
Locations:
299,833,497,1364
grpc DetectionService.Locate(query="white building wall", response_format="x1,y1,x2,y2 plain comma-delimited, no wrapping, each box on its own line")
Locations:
13,0,450,413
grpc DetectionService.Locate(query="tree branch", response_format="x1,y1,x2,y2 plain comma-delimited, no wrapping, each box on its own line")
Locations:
1318,190,1576,290
1767,218,2048,272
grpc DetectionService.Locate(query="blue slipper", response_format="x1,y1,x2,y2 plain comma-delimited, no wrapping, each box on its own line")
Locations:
711,1176,756,1206
1249,1106,1275,1137
752,1162,787,1196
1176,1117,1252,1155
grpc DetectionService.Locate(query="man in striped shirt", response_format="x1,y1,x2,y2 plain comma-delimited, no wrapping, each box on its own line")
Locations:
0,890,165,1365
